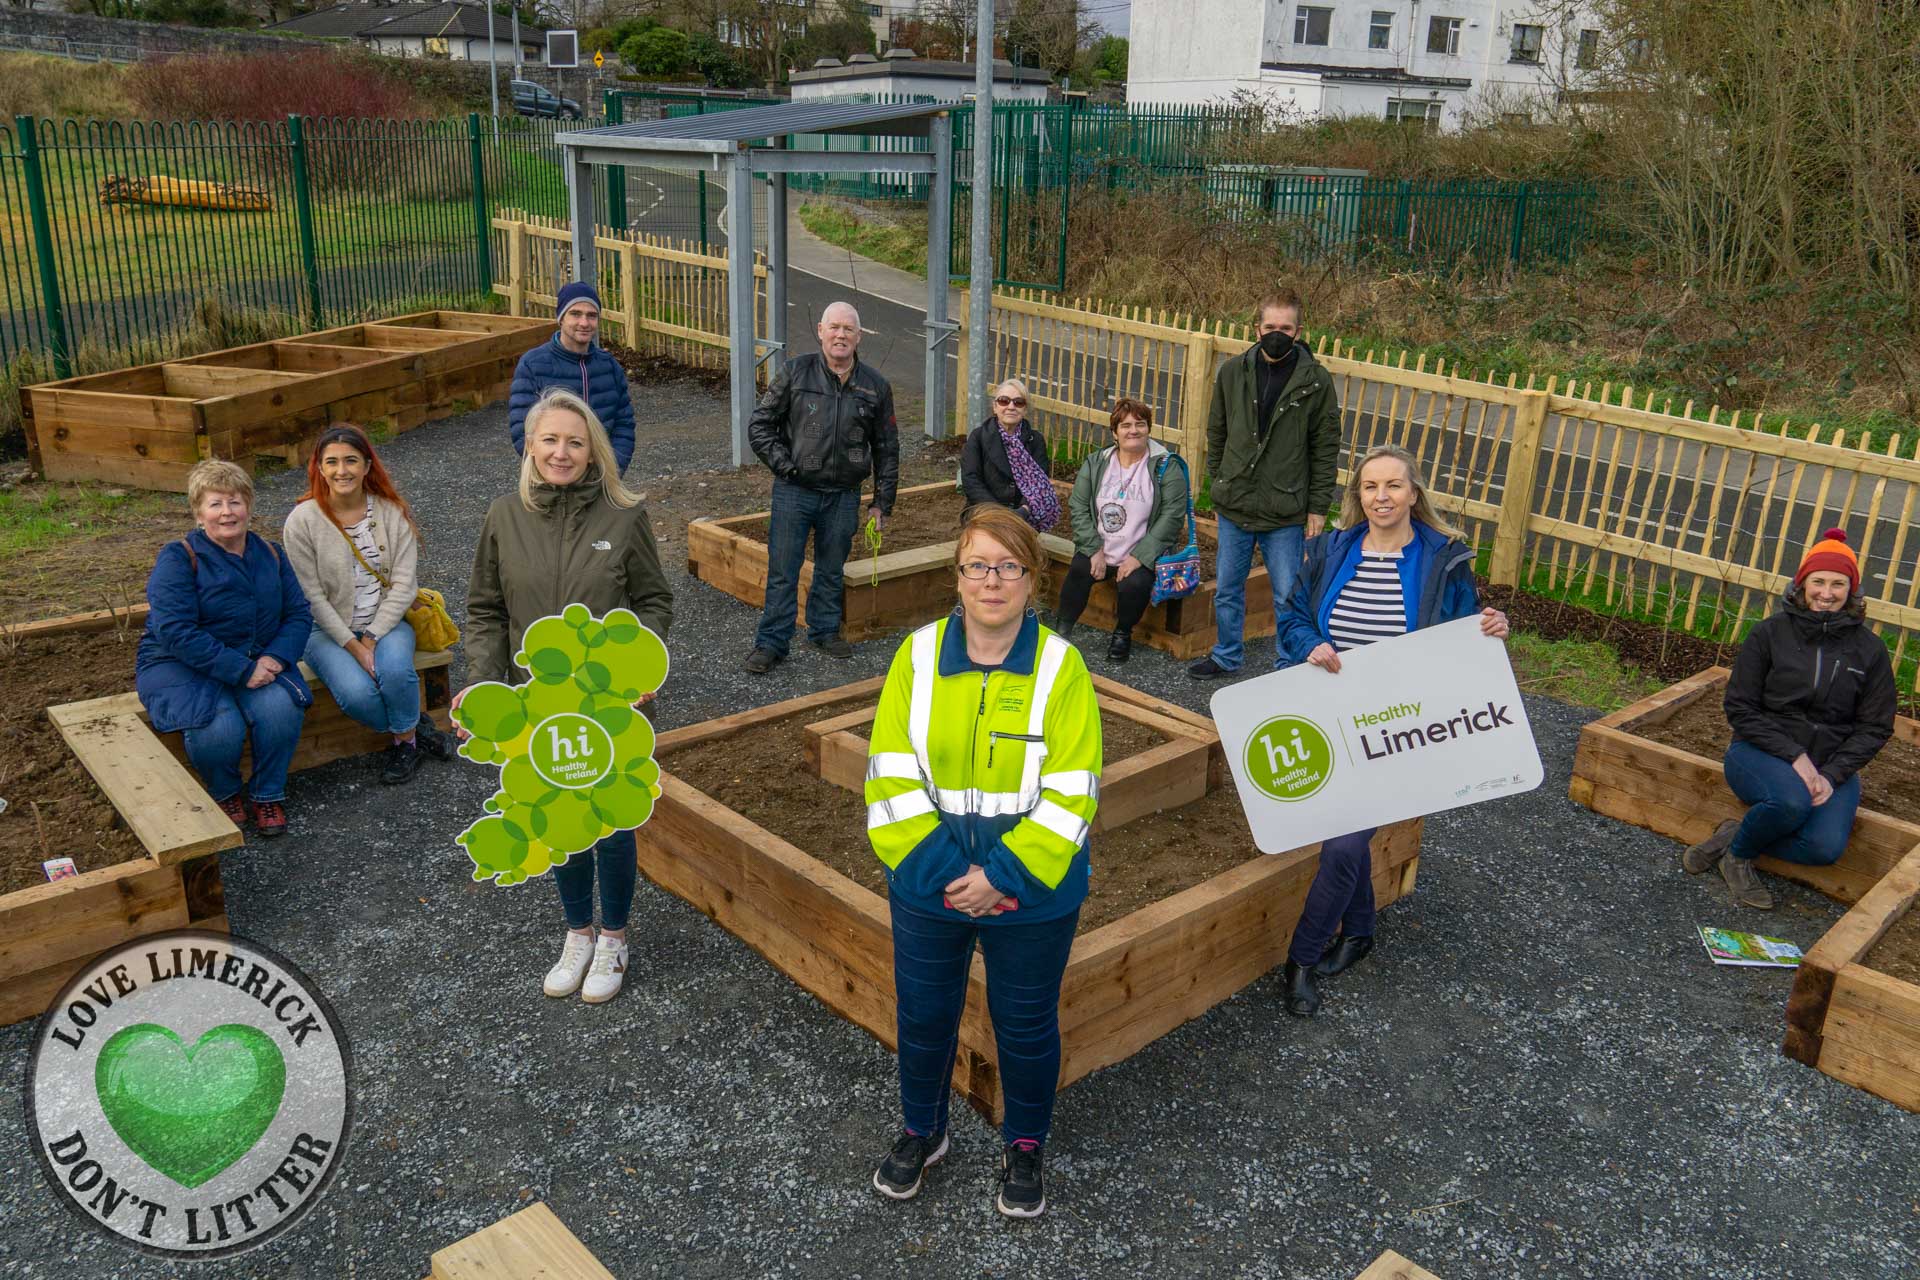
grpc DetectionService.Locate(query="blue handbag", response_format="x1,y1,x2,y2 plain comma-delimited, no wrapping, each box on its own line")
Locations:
1149,454,1201,606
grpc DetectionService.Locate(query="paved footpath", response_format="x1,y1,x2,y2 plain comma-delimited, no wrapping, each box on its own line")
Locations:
1,390,1914,1279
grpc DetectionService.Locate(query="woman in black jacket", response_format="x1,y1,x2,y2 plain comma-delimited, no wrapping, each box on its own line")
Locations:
960,380,1059,531
1684,529,1896,909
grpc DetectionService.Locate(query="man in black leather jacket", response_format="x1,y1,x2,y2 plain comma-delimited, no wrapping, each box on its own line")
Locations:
743,301,900,673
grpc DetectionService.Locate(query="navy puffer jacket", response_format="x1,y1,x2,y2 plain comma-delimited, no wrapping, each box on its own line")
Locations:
507,334,636,470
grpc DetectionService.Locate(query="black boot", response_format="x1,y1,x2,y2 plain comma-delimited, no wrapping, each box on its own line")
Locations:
1282,960,1321,1017
1107,629,1132,662
1312,934,1374,978
1052,612,1076,642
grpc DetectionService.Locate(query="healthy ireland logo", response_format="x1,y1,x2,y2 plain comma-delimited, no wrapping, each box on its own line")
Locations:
26,931,350,1259
1243,715,1334,802
453,605,668,886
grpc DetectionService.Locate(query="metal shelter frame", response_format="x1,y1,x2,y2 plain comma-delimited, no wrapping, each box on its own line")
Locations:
556,101,957,467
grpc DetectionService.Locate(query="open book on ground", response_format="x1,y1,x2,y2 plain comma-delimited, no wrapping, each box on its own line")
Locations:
1699,925,1804,968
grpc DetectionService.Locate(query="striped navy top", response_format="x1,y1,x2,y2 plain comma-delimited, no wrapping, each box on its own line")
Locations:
1326,550,1407,651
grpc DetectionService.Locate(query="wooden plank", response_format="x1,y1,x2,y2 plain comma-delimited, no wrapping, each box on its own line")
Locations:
362,324,477,350
1354,1250,1444,1280
1822,962,1920,1072
5,603,150,639
29,386,200,434
431,1202,613,1280
160,366,308,400
657,678,886,753
0,858,187,983
47,709,241,866
1786,841,1920,1063
1815,1037,1920,1113
1095,738,1209,831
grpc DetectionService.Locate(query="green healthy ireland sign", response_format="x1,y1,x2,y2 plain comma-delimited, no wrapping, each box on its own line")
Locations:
1243,715,1334,802
452,605,669,886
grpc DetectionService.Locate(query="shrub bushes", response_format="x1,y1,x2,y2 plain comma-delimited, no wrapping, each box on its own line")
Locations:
125,49,432,122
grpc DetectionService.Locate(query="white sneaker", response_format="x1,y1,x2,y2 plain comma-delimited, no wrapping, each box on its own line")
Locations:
580,934,628,1004
543,930,596,997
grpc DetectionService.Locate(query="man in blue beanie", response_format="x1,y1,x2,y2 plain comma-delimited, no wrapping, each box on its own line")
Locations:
506,281,636,471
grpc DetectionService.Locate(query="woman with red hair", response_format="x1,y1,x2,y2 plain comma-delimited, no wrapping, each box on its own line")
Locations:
282,423,454,784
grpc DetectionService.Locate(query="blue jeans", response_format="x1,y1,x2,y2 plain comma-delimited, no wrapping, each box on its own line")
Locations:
890,899,1079,1145
182,683,306,805
754,480,863,655
1723,741,1861,866
1210,514,1304,670
553,831,637,931
303,621,420,737
1288,827,1378,966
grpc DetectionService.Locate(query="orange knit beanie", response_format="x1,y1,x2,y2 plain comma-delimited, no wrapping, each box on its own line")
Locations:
1794,527,1859,592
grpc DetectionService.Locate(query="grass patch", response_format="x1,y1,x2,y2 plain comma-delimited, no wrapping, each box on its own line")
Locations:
1506,631,1664,712
799,203,927,277
0,484,174,555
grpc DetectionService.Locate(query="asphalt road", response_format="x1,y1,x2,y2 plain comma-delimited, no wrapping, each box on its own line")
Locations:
2,387,1914,1280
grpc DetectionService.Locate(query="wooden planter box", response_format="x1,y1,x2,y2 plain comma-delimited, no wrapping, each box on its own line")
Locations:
1783,841,1920,1113
1037,515,1268,661
5,640,454,1029
685,481,961,641
22,310,548,492
1569,668,1920,904
640,675,1423,1120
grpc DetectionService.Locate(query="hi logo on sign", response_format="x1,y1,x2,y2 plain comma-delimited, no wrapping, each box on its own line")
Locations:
1244,715,1333,802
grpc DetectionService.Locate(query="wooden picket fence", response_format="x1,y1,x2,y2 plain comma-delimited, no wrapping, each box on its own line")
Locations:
959,288,1920,687
488,209,767,372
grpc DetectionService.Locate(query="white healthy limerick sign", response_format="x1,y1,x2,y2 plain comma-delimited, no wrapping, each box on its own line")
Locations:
1208,616,1543,854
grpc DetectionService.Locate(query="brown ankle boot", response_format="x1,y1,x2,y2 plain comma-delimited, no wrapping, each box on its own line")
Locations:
1719,854,1774,909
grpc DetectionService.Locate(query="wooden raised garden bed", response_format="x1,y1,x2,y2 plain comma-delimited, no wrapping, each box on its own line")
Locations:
640,675,1423,1120
3,613,454,1029
22,310,548,492
1783,841,1920,1113
1569,668,1920,904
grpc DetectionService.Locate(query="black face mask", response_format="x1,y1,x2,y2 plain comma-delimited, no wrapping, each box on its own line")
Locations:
1259,330,1293,359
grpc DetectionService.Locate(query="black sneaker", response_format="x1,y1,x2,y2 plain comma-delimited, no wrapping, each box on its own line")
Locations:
743,648,781,675
1107,630,1132,663
414,714,457,761
872,1128,949,1200
812,636,855,660
996,1140,1046,1218
380,740,422,785
1187,656,1235,680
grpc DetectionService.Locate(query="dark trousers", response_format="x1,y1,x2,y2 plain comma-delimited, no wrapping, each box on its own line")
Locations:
890,899,1079,1145
1288,827,1378,966
1055,553,1154,635
755,479,862,655
1723,741,1860,866
553,831,637,932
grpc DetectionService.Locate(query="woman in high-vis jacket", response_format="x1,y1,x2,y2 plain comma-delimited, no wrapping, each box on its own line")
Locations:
865,503,1101,1221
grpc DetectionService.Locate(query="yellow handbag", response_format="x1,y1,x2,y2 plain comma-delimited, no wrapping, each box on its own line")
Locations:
337,524,460,654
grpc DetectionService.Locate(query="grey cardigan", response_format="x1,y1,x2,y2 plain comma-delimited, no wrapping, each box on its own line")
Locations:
282,496,419,646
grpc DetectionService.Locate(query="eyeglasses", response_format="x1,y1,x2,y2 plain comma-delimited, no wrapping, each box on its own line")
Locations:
994,396,1028,408
958,560,1029,581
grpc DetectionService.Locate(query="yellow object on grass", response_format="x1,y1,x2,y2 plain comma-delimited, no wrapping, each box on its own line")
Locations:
97,174,272,213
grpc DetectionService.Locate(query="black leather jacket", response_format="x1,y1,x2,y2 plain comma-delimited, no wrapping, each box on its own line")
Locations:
747,354,900,512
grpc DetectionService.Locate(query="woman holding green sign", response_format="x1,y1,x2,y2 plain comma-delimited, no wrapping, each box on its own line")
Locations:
1274,444,1510,1017
461,387,674,1006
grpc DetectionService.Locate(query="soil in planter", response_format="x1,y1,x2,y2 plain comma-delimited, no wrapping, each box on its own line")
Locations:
1635,692,1920,819
1863,903,1920,986
1,629,147,894
664,698,1263,933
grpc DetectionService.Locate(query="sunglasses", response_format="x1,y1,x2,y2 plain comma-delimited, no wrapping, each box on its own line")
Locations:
994,396,1028,408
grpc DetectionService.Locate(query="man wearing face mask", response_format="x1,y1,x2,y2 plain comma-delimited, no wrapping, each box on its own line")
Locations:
1189,288,1342,679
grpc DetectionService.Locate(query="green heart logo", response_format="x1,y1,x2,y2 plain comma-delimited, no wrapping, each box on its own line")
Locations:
95,1024,287,1190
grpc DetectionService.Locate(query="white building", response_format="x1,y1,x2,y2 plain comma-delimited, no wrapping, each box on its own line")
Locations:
1128,0,1602,127
266,2,548,66
787,50,1053,104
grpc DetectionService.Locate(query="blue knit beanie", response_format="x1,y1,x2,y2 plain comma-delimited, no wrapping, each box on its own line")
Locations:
556,281,601,319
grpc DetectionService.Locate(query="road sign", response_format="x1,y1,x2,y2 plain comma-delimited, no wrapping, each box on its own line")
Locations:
593,49,604,69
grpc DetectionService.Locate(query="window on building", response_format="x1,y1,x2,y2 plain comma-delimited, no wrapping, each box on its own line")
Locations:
864,2,881,14
1509,23,1543,63
424,36,450,58
1386,98,1441,127
1294,6,1332,46
1426,16,1461,55
1624,36,1650,67
1576,28,1600,69
1368,10,1392,49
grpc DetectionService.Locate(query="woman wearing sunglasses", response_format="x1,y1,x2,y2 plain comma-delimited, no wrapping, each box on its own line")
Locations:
864,503,1101,1220
960,380,1060,532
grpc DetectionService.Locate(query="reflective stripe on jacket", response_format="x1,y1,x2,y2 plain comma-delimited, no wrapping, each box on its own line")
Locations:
866,610,1101,923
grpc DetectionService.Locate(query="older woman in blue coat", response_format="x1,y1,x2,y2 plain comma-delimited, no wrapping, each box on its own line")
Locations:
136,459,314,838
506,282,636,471
1273,444,1509,1017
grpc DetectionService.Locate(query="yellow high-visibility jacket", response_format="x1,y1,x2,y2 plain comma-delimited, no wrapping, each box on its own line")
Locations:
866,611,1102,922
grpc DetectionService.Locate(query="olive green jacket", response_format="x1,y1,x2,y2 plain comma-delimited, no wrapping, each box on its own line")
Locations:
1204,341,1342,532
465,469,673,685
1066,440,1191,566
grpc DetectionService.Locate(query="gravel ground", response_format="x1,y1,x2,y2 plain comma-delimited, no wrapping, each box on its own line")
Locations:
3,384,1916,1280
